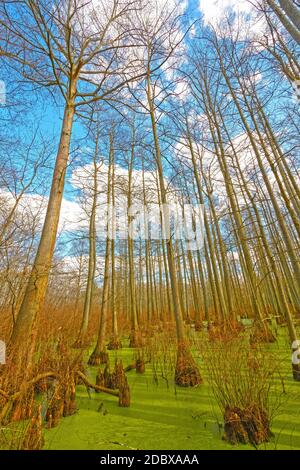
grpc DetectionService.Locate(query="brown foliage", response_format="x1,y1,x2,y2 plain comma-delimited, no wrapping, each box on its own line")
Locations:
224,404,273,446
175,343,202,387
200,336,283,446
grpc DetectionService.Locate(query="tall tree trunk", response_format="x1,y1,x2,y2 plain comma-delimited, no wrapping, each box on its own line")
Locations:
74,135,99,347
146,68,201,386
88,134,113,365
9,101,75,365
107,140,122,350
128,129,141,348
266,0,300,44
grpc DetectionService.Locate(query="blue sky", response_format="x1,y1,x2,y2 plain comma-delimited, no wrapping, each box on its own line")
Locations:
1,0,297,264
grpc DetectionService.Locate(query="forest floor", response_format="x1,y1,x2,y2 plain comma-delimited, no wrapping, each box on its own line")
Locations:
43,326,300,451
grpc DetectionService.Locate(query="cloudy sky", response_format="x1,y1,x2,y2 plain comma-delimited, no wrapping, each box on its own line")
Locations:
1,0,285,272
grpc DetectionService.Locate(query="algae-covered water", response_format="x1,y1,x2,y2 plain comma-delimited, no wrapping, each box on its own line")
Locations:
44,328,300,451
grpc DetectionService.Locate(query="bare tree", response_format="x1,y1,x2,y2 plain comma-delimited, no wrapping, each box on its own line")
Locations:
265,0,300,44
0,0,148,362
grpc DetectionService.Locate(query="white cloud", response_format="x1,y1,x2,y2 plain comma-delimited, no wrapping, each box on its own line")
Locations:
200,0,252,25
198,0,267,39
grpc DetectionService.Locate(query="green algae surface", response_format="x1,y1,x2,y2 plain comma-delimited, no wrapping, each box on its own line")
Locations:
44,329,300,450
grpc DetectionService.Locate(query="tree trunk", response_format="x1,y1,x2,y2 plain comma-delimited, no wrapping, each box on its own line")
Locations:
146,69,201,386
74,136,99,347
9,102,75,363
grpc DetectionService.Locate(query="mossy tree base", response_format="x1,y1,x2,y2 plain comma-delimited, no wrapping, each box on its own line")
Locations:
45,395,64,429
96,361,126,390
208,321,244,342
224,405,273,446
175,344,202,387
95,369,105,390
46,379,77,428
129,330,143,348
136,358,145,374
250,325,276,345
62,382,77,418
118,377,130,407
88,349,109,366
107,337,122,350
22,404,44,450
